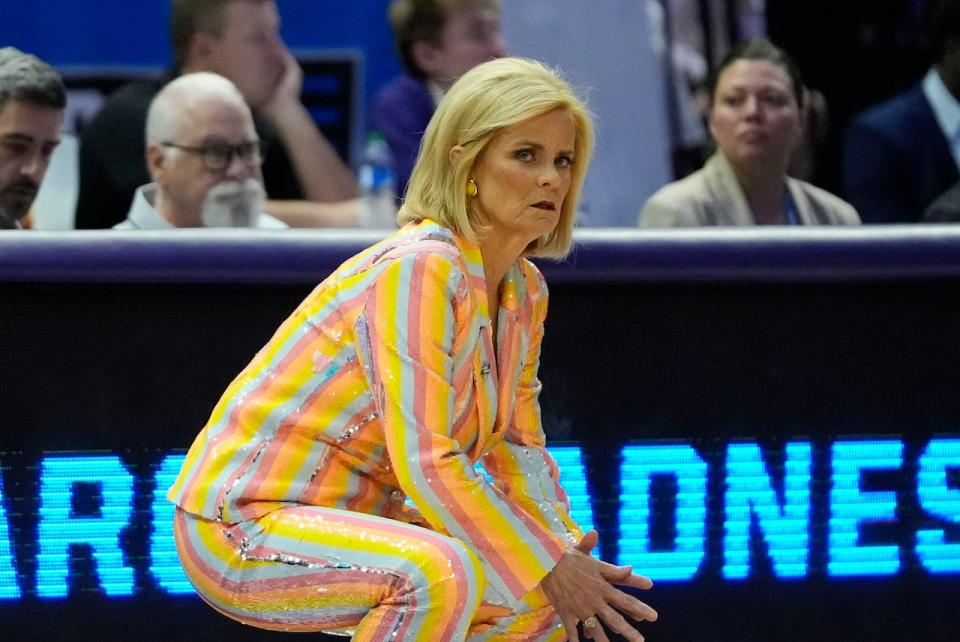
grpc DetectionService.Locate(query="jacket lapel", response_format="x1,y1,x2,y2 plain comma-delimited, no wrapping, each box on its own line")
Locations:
706,153,756,225
471,320,499,458
450,230,500,460
491,264,528,447
787,177,817,224
471,264,530,458
449,232,531,458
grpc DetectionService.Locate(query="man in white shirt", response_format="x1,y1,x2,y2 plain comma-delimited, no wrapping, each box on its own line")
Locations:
80,0,360,229
115,72,285,229
0,48,66,230
842,0,960,223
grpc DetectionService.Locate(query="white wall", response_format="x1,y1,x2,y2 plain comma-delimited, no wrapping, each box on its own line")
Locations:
502,0,672,227
32,134,79,230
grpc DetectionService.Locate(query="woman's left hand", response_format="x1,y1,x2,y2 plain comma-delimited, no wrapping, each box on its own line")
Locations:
539,530,658,642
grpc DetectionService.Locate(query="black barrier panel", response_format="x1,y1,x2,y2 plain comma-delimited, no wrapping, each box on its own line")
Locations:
1,230,959,641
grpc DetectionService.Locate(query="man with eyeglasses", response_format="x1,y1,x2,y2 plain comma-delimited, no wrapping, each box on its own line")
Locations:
115,73,284,229
0,48,66,230
80,0,360,229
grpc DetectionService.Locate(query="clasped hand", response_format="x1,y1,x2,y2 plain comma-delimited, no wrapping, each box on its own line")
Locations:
540,530,658,642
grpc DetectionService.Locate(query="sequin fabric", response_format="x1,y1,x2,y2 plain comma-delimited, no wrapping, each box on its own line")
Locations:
169,220,581,638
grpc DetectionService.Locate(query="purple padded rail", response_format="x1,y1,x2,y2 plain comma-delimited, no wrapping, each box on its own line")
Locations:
2,226,960,284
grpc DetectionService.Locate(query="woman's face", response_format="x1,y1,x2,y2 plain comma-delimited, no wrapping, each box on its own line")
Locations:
708,59,802,171
469,108,576,247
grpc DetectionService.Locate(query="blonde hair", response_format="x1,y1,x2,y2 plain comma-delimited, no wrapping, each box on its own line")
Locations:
399,57,594,259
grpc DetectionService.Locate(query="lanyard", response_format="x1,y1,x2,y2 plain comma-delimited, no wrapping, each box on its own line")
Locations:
783,190,801,226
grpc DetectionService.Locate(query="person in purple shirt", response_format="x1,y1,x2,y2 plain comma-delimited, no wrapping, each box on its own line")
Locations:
373,0,505,198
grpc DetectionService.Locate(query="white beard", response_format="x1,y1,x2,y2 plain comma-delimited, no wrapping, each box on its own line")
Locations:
200,179,266,228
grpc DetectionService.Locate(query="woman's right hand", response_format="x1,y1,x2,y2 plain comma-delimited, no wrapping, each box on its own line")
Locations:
539,530,658,642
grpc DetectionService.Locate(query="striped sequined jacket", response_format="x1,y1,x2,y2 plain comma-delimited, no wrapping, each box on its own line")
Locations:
169,219,581,603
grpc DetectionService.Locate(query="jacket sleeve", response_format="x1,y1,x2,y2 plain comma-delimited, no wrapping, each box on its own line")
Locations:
359,251,568,604
842,118,915,223
638,188,704,227
482,268,584,546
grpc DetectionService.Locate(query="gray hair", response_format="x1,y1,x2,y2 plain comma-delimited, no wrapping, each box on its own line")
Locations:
0,47,67,112
146,71,249,146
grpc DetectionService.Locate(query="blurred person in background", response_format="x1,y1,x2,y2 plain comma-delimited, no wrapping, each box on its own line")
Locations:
0,47,65,230
372,0,506,198
77,0,359,230
114,73,284,229
843,0,960,223
640,39,859,227
922,179,960,221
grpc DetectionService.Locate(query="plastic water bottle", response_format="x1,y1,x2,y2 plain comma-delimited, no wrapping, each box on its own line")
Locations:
359,131,397,228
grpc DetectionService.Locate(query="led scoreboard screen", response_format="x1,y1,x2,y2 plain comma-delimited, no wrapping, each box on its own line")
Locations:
3,439,959,586
2,231,960,641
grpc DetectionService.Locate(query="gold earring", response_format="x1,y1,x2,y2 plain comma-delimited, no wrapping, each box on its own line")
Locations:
465,179,478,198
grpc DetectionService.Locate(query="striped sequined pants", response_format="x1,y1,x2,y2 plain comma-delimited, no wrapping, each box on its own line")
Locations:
174,506,565,641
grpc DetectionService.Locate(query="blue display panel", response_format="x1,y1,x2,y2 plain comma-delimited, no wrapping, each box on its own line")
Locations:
149,454,190,595
0,473,18,600
828,440,903,576
917,438,960,574
3,437,958,602
618,444,707,580
35,456,135,598
723,442,811,579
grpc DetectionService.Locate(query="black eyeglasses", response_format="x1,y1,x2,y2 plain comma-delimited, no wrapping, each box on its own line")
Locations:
160,140,266,171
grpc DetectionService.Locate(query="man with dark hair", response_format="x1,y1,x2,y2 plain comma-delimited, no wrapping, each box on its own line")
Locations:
372,0,505,197
76,0,359,229
0,47,66,229
843,0,960,223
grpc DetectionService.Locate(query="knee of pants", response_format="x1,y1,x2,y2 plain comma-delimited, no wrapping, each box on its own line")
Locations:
402,534,486,615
